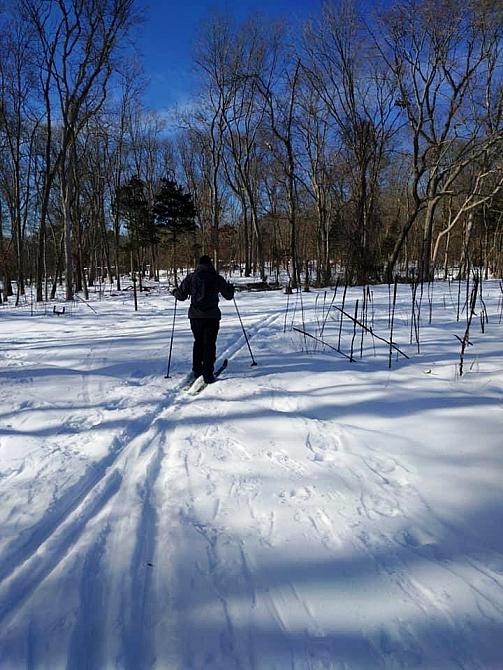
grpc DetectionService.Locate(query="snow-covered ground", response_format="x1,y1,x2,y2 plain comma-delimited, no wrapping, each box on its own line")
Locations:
0,278,502,670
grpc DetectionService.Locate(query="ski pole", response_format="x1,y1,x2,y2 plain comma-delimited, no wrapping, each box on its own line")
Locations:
165,298,177,378
233,296,257,367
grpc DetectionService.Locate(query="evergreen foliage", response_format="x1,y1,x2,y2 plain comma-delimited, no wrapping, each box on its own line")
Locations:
153,178,197,241
114,176,159,252
153,178,197,281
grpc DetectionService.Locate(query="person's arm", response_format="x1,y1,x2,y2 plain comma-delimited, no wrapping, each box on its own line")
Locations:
172,274,192,301
218,275,235,300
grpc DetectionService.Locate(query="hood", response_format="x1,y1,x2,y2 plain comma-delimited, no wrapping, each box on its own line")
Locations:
195,263,216,274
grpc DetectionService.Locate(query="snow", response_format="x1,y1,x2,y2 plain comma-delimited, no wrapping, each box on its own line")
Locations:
0,279,502,669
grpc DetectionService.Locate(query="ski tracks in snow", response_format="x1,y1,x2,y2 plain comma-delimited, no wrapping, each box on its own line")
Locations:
0,306,284,669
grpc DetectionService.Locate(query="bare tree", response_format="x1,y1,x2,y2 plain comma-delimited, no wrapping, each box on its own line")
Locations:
296,84,338,286
24,0,138,300
192,14,240,270
431,160,503,271
0,8,38,304
219,17,282,280
376,0,503,280
304,0,400,284
254,52,303,287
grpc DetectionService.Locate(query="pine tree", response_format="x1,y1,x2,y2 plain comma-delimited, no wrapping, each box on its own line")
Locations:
113,176,159,294
153,178,197,283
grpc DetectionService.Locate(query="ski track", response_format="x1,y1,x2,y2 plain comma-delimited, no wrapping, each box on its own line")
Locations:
0,305,285,668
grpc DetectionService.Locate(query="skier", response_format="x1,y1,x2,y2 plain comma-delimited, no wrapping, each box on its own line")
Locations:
172,255,234,383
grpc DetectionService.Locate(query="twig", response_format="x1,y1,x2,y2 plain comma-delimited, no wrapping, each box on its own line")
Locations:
350,300,359,362
338,283,348,350
459,273,479,377
320,281,338,338
74,293,98,314
332,305,410,359
389,276,398,369
293,327,352,360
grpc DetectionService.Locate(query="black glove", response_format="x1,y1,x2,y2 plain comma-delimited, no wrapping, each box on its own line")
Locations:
171,289,178,297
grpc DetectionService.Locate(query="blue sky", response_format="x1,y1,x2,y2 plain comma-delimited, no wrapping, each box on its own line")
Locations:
136,0,322,110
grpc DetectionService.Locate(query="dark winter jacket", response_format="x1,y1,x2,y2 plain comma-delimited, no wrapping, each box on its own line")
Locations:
172,262,234,319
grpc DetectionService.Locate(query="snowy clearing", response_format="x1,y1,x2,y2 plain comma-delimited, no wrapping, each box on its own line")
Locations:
0,280,502,670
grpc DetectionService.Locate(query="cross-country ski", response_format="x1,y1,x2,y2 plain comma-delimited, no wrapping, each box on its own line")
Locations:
187,358,228,395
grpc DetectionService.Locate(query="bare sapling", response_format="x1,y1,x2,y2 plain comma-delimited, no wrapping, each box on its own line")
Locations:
410,278,420,351
498,281,503,324
332,305,410,360
428,280,434,324
299,285,307,349
320,281,338,339
456,273,462,322
314,292,322,338
131,252,138,312
387,280,392,327
479,304,487,334
360,287,367,358
338,283,348,350
350,299,360,362
284,288,291,333
410,281,415,344
459,273,479,377
368,287,377,357
389,276,398,369
464,267,471,322
479,280,488,333
416,276,425,349
292,327,352,360
290,288,300,330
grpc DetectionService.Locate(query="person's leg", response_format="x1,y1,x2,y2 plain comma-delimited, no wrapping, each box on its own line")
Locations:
202,319,220,382
190,319,204,377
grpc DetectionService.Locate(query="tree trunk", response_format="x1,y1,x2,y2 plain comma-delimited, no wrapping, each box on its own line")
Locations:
459,209,475,279
61,160,74,301
0,200,9,302
420,197,438,282
114,208,121,291
443,230,451,280
51,233,65,299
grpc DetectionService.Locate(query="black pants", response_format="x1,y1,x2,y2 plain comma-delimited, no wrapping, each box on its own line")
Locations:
190,318,220,379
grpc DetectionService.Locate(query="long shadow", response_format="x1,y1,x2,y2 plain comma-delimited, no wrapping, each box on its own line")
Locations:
121,446,163,670
167,487,503,669
0,391,175,586
0,470,122,626
66,523,111,670
152,391,500,429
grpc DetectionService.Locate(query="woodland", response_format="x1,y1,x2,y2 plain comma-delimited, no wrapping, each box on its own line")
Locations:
0,0,502,305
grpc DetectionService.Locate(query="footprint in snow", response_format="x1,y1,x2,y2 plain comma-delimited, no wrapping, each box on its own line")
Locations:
265,449,305,477
361,492,402,519
270,389,298,414
278,486,312,502
397,527,449,560
364,455,411,487
306,429,342,463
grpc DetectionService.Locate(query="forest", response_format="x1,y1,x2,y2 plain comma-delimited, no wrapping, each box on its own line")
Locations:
0,0,502,305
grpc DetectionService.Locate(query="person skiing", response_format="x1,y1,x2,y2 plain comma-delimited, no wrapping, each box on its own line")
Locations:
172,255,234,383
